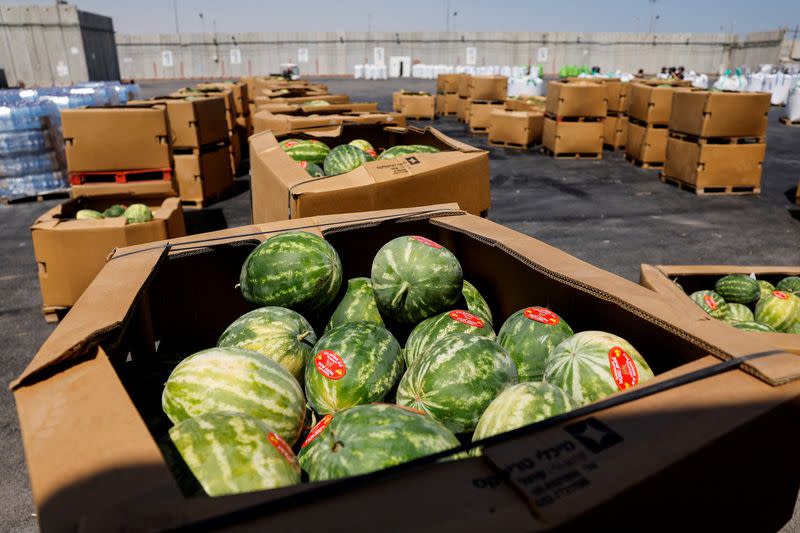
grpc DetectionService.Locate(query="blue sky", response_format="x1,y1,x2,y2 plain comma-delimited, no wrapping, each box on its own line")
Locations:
15,0,799,35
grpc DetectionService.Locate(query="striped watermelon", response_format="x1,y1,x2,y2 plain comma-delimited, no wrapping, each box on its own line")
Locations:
162,347,306,445
280,139,330,165
102,204,126,218
239,231,342,316
776,276,800,296
758,280,776,299
325,277,384,332
689,290,729,320
217,306,317,381
297,160,325,177
371,235,463,325
755,290,800,332
496,307,574,382
543,331,654,406
169,412,300,496
297,403,459,481
715,275,760,304
403,309,496,367
124,204,153,223
462,280,493,324
323,144,375,176
348,139,377,158
396,333,518,433
472,382,577,441
377,145,440,160
731,321,776,332
724,303,754,323
305,323,403,414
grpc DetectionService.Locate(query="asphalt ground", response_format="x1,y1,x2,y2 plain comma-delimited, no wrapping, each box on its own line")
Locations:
0,77,798,532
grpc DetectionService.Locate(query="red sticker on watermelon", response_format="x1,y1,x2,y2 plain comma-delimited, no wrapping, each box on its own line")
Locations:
703,295,718,309
367,150,377,157
773,290,789,300
449,310,485,328
301,414,333,448
410,235,442,249
284,141,299,148
298,161,308,169
267,432,297,467
314,350,347,380
608,347,639,391
523,307,561,326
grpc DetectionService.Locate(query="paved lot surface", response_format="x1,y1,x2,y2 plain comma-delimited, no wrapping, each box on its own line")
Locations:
0,78,798,531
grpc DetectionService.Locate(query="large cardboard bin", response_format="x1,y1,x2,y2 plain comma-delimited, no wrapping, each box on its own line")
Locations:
668,91,771,138
626,121,668,163
12,204,800,532
130,97,228,149
436,73,460,93
468,75,508,101
488,110,544,147
468,101,506,132
543,117,604,155
545,81,607,118
398,94,436,119
663,136,766,191
174,145,233,206
603,114,628,148
627,84,689,125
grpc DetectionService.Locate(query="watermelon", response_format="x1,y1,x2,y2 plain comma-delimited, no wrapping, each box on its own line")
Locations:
462,280,492,324
169,412,300,496
102,204,126,217
298,403,459,481
496,307,574,382
162,347,306,445
396,333,518,433
776,276,800,296
377,144,440,160
403,309,495,367
755,290,800,332
689,290,729,320
280,139,330,165
371,235,463,325
789,323,800,334
757,280,776,299
305,322,403,414
323,144,375,176
297,160,325,177
76,209,103,220
324,277,384,332
472,382,577,441
543,331,654,406
217,306,316,381
724,303,754,323
348,139,377,158
304,100,331,107
730,321,776,332
715,275,760,304
124,204,153,223
239,231,342,315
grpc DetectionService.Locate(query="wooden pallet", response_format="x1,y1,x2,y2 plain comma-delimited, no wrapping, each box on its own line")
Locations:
489,139,536,150
1,188,69,205
439,111,457,117
42,305,69,324
625,153,663,169
668,131,765,145
69,168,172,185
544,113,604,123
469,126,489,134
628,117,669,129
405,115,435,121
660,175,760,195
603,143,626,151
542,147,602,160
779,117,800,127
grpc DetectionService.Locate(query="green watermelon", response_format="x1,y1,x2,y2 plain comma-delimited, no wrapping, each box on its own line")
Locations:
724,303,755,323
757,280,776,299
239,231,342,315
403,309,495,367
297,160,325,177
217,306,316,381
543,331,654,406
124,204,153,223
298,403,459,481
304,100,331,107
715,275,760,304
324,277,384,332
689,290,729,320
730,321,776,332
462,280,492,324
169,412,300,496
377,144,440,160
396,333,518,433
76,209,104,220
102,204,126,218
348,139,377,158
323,144,375,176
776,276,800,296
305,323,402,414
788,323,800,334
371,235,463,325
162,347,306,445
755,290,800,332
472,382,577,441
496,307,574,382
280,139,330,165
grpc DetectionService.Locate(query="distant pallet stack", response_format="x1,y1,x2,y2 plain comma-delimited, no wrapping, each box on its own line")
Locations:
456,74,471,122
603,79,630,151
624,82,690,169
394,91,436,120
466,75,507,133
435,74,460,117
662,91,771,195
542,80,606,159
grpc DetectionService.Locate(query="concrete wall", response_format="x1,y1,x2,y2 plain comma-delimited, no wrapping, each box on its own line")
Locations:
116,30,789,80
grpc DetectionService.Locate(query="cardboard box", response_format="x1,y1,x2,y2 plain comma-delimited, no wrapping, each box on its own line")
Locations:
545,81,607,118
13,204,800,532
603,114,628,148
456,96,469,121
255,94,349,110
663,136,766,190
543,117,604,155
399,94,436,119
436,73,460,93
468,75,508,101
436,93,459,116
250,125,490,222
626,121,668,163
253,110,405,136
174,145,233,206
639,264,800,356
605,79,630,113
257,102,378,117
505,96,546,112
627,84,690,125
668,91,771,138
131,97,228,149
62,107,172,172
488,110,544,147
457,74,471,97
468,101,506,132
229,130,242,175
196,82,249,117
70,179,178,200
236,113,253,136
174,88,237,130
30,195,184,317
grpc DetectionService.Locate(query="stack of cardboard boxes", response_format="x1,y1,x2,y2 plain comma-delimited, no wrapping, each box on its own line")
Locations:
435,74,460,116
543,81,606,159
662,91,770,195
456,74,471,122
487,97,545,149
625,81,690,169
602,79,629,151
392,91,436,120
466,75,507,134
197,81,253,152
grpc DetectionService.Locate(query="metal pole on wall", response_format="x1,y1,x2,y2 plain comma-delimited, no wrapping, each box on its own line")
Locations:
173,0,180,34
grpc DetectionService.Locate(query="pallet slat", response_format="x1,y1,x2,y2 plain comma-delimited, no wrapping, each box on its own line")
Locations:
668,131,765,145
542,147,602,160
625,154,664,169
69,168,172,186
660,175,760,196
489,140,536,150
